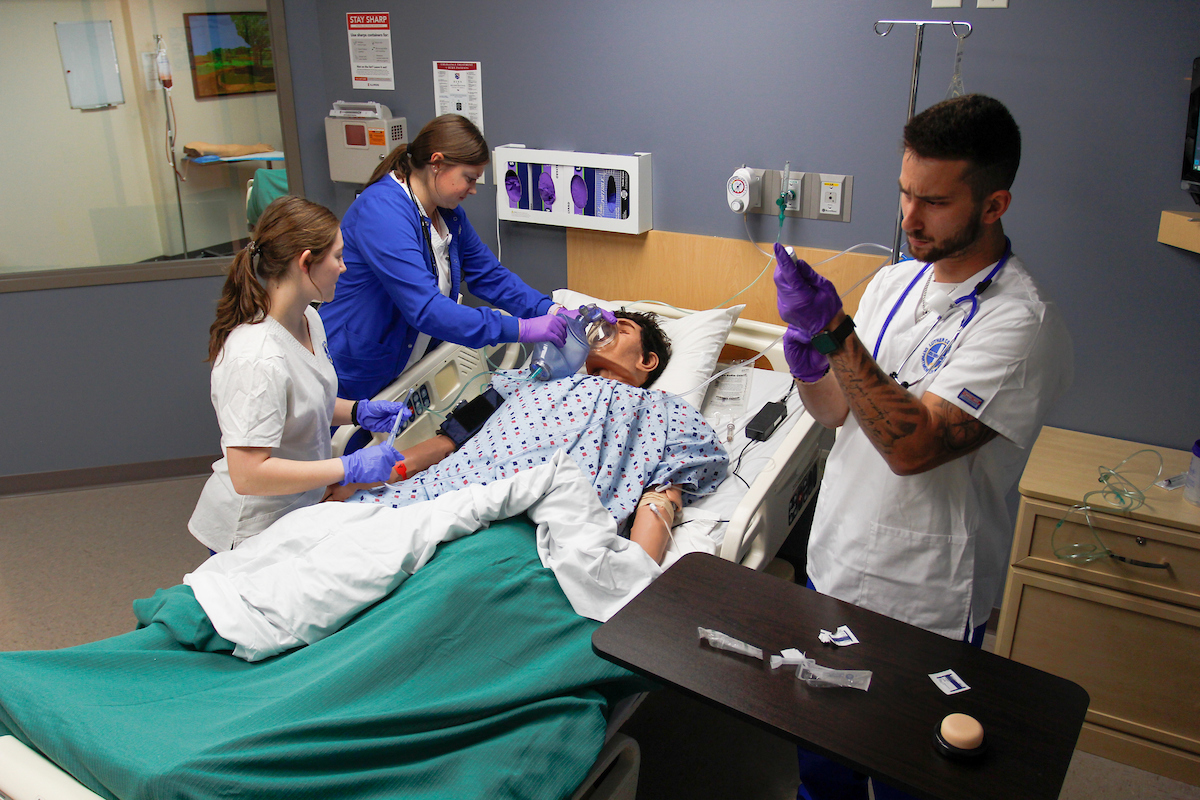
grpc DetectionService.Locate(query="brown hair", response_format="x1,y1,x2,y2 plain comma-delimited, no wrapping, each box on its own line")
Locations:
206,195,340,362
365,113,489,188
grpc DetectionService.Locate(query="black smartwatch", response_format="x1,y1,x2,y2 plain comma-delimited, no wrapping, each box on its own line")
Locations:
812,315,855,355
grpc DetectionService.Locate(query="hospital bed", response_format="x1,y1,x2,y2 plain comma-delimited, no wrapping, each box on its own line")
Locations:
0,300,831,800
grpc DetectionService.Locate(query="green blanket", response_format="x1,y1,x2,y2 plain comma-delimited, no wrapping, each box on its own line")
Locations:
0,517,648,799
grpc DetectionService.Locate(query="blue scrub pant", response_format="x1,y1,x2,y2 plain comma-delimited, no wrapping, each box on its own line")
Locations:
795,578,986,800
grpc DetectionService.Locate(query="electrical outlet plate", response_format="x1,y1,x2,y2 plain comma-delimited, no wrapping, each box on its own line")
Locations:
977,0,1007,7
931,0,962,7
819,177,843,216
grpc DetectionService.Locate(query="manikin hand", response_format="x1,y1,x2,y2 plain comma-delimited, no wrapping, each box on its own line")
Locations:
783,325,830,383
774,242,842,341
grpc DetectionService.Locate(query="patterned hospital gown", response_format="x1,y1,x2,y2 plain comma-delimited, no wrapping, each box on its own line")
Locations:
349,371,727,528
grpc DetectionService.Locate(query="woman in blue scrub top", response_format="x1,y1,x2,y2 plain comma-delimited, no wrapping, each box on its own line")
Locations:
319,114,569,400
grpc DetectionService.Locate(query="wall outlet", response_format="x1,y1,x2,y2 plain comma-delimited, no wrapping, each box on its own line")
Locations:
819,175,844,216
931,0,962,7
977,0,1008,7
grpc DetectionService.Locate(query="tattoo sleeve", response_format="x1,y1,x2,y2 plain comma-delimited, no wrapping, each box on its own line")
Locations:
828,333,997,470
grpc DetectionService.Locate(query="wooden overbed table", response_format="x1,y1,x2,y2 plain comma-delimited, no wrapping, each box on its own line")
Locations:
592,552,1089,800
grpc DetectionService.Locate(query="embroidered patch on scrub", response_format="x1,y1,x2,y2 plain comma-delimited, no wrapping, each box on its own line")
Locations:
957,388,983,410
921,337,952,372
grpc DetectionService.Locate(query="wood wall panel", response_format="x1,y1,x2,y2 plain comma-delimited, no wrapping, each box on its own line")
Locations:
565,229,889,324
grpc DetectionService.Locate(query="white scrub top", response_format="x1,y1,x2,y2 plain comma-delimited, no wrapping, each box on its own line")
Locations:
807,253,1074,639
189,306,339,551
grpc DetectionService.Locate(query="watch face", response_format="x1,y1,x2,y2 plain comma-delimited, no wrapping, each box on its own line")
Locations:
813,332,838,355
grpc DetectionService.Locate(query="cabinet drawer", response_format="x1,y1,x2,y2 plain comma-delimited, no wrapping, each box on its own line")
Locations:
998,568,1200,773
1013,497,1200,610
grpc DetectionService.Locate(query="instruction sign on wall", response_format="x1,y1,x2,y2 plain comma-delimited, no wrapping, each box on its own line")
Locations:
433,61,485,134
347,13,394,90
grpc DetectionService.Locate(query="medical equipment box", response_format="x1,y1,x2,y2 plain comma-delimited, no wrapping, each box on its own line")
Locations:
493,145,652,235
326,101,407,184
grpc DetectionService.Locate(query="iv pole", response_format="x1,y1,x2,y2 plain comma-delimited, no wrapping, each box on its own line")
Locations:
874,19,973,264
156,34,189,259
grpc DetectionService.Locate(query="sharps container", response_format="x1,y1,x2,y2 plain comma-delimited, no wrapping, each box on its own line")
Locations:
1184,440,1200,507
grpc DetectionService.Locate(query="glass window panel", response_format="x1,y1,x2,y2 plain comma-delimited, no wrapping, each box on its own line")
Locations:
0,0,286,274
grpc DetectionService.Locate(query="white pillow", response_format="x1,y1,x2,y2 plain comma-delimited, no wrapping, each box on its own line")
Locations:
552,289,742,409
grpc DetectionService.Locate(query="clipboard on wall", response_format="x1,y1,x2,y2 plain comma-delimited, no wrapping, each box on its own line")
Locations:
55,20,125,109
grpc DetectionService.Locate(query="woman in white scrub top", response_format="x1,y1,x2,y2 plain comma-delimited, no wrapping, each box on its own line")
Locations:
188,196,409,552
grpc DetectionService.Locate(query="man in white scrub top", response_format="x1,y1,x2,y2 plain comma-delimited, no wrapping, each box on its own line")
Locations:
777,93,1074,800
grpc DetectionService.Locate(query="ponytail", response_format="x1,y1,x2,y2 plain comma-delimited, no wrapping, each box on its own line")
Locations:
364,114,489,189
366,144,412,188
206,196,340,362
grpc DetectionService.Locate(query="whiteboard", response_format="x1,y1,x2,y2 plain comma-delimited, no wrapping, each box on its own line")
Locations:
55,20,125,109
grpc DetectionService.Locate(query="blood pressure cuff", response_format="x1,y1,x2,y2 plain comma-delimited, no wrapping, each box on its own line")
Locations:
437,387,504,450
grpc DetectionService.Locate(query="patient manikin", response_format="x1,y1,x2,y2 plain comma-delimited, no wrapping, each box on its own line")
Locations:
338,310,727,563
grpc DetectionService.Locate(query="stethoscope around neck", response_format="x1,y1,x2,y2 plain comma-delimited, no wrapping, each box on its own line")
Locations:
872,237,1012,389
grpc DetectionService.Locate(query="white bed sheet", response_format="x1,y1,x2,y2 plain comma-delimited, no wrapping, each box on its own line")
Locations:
661,367,810,568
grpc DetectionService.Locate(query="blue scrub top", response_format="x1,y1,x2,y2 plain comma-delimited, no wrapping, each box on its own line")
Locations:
320,176,553,399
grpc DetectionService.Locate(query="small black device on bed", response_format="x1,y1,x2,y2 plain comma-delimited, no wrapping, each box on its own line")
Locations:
746,401,786,441
437,387,504,449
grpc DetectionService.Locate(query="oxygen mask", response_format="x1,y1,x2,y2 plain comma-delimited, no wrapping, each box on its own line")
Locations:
529,304,618,381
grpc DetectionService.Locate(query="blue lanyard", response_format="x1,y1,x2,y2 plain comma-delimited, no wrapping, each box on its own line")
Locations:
872,238,1012,380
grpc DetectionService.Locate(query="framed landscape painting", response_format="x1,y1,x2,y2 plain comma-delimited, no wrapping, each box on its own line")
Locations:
184,12,275,99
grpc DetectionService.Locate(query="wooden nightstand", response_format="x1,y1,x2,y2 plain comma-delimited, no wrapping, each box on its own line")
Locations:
995,426,1200,785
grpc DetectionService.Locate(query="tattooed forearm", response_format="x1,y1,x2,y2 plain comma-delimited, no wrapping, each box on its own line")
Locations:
932,397,998,453
827,332,997,473
830,336,921,454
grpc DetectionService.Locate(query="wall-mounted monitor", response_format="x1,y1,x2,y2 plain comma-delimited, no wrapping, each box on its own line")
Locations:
1182,56,1200,205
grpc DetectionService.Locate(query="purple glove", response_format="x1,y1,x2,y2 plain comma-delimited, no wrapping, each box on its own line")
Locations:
774,242,842,341
504,170,522,208
537,171,556,210
783,326,830,383
518,314,569,346
339,444,402,485
355,400,413,433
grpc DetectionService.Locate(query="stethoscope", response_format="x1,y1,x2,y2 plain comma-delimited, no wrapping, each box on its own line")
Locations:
872,238,1012,389
401,172,440,280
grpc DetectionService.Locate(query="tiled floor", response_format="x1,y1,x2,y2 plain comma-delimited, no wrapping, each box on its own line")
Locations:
2,476,1197,799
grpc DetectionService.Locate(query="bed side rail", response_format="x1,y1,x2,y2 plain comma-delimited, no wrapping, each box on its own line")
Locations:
331,340,523,457
0,735,104,800
720,416,832,570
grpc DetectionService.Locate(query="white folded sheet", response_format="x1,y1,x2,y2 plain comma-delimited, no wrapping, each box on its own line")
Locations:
185,451,662,661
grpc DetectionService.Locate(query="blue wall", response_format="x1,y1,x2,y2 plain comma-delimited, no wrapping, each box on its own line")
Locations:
3,0,1198,479
287,0,1200,450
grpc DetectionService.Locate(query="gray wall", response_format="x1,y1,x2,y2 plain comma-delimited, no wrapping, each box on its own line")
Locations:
4,0,1199,479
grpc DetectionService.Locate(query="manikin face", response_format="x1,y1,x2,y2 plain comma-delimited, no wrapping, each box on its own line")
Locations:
585,318,659,387
429,155,486,208
304,230,345,303
898,150,986,264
